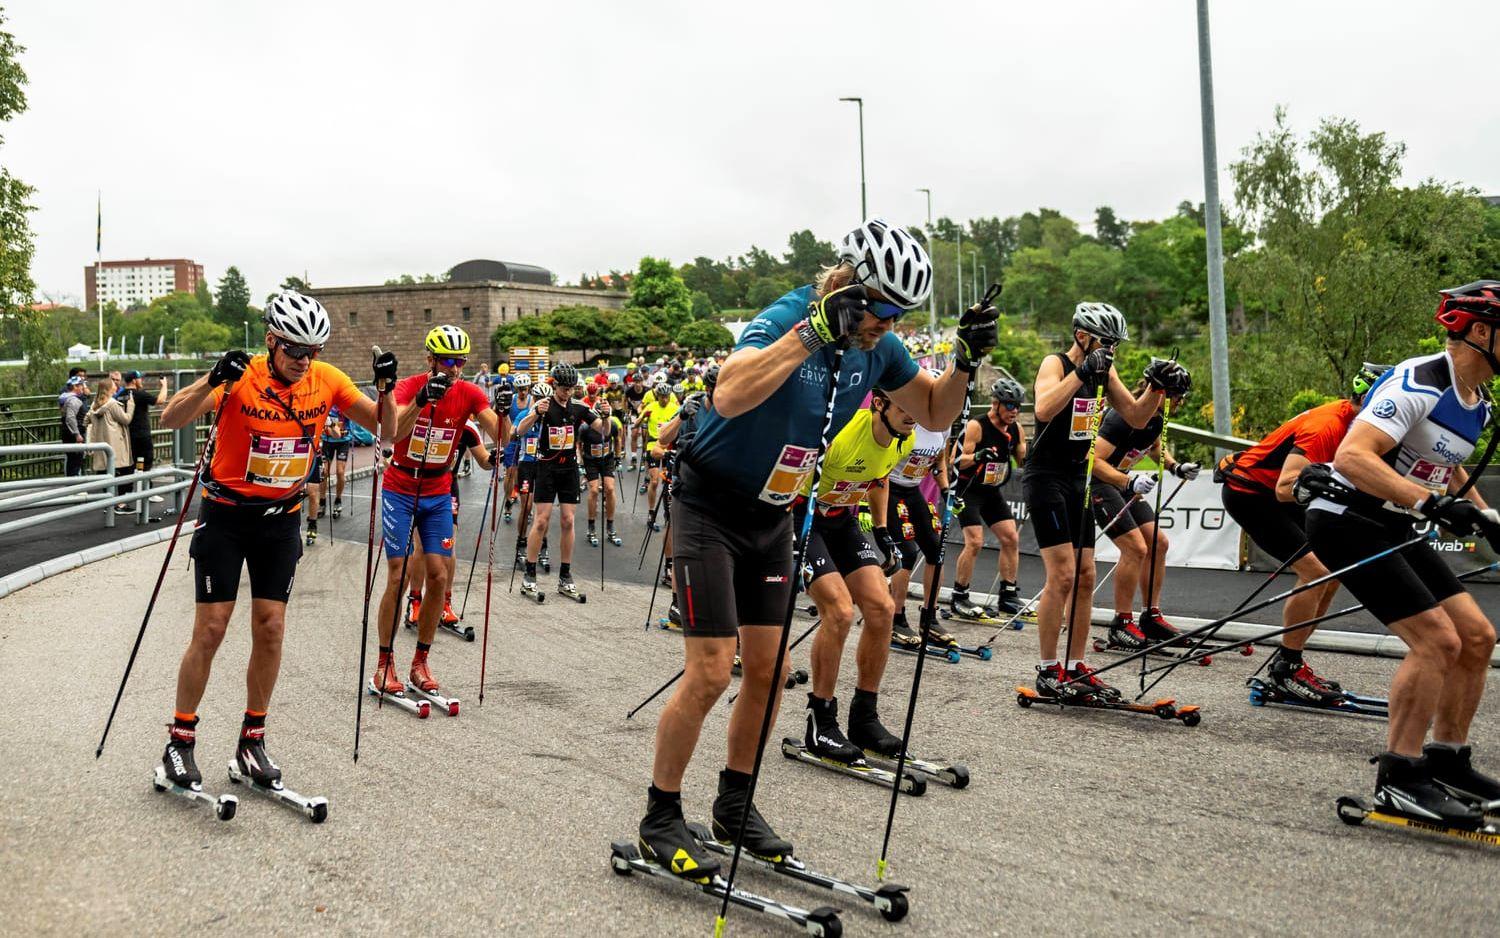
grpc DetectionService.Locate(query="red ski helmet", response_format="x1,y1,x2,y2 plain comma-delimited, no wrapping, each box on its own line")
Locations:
1435,280,1500,335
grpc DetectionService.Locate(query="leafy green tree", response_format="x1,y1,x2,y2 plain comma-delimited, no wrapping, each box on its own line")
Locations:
689,290,716,320
1062,242,1124,306
549,305,613,359
280,275,311,294
609,308,666,354
627,256,692,317
217,266,252,323
675,319,734,352
999,247,1069,332
493,315,556,350
178,318,232,354
1094,206,1130,249
783,229,835,283
746,277,793,311
0,8,41,389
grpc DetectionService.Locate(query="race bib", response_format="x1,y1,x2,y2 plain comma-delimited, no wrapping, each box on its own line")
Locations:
758,444,817,506
1408,459,1454,494
1069,397,1101,440
524,436,538,456
244,435,311,489
409,419,457,464
896,453,935,481
1121,447,1147,469
588,442,609,459
818,479,873,511
548,425,575,451
981,461,1004,486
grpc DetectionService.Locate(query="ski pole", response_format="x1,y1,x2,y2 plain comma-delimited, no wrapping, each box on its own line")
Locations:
96,377,234,759
1062,529,1436,690
458,456,499,620
641,521,670,631
354,351,393,760
1133,397,1174,685
715,343,849,938
878,284,1000,883
1092,480,1187,599
479,454,503,703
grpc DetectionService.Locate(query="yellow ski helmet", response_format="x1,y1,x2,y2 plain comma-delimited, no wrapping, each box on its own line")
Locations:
424,325,471,357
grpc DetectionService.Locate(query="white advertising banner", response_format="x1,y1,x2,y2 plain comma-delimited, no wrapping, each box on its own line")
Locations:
1088,477,1242,570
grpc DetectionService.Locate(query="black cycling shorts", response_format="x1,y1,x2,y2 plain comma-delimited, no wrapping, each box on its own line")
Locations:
516,461,539,492
533,462,581,505
189,500,303,604
1092,483,1156,538
887,484,942,569
322,440,351,463
1306,508,1463,623
1221,484,1308,563
957,485,1013,529
306,454,324,485
1024,470,1094,550
584,457,617,482
805,511,881,582
672,470,794,638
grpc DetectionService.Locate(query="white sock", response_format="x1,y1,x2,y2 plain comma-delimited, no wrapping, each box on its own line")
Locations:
1039,659,1059,670
1428,740,1465,752
1066,659,1084,670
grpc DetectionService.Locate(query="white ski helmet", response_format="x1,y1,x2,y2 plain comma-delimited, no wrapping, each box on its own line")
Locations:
1072,303,1129,343
264,291,331,346
512,372,533,391
837,217,933,311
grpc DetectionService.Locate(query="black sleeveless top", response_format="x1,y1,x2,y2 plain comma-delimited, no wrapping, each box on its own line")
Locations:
1029,352,1102,474
958,414,1022,489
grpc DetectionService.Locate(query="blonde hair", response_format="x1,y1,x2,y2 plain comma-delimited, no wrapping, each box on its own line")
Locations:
92,378,115,408
814,262,856,298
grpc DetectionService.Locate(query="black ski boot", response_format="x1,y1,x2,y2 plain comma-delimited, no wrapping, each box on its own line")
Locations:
607,523,623,546
1107,614,1150,651
949,587,986,620
304,518,317,546
1268,648,1345,706
666,601,683,628
711,768,793,862
1067,662,1123,702
891,612,921,648
638,788,720,881
997,581,1023,615
847,688,904,758
661,558,674,588
1373,752,1484,830
161,715,202,787
236,715,282,786
803,694,866,765
1035,663,1081,701
1425,743,1500,810
1139,607,1181,645
921,617,957,648
587,524,599,548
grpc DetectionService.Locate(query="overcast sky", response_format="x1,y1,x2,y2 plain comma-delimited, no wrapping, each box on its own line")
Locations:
7,1,1496,305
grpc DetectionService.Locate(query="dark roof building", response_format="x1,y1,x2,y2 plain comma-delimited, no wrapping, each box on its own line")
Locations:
446,259,553,286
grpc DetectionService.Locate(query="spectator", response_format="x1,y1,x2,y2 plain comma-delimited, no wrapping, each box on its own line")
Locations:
121,370,170,503
87,377,136,514
59,376,89,476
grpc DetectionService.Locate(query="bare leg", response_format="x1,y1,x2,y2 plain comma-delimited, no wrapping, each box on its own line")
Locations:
846,566,894,692
244,599,288,712
652,636,736,788
1281,553,1334,651
1111,529,1146,616
1431,592,1496,745
174,602,235,714
725,625,793,773
1384,608,1463,757
808,574,854,699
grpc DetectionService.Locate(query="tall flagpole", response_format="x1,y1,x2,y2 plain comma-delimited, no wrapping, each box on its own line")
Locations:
96,192,105,369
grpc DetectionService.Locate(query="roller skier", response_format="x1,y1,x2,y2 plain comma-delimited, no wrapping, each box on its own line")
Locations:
949,376,1028,623
883,367,954,649
404,417,497,639
155,292,393,814
582,391,625,548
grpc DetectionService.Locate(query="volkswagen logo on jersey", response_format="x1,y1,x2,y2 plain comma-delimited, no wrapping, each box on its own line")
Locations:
1371,398,1397,419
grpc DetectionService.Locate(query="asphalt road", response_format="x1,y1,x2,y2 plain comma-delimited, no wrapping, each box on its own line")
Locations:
5,504,1500,935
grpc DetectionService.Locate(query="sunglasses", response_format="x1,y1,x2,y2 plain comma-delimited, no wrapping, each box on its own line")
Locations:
1000,402,1019,410
277,340,322,360
436,356,467,368
870,301,906,321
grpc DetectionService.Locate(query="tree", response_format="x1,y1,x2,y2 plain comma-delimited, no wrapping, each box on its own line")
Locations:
217,266,251,323
1062,242,1124,305
675,319,734,352
998,247,1068,332
745,277,793,311
627,256,692,317
0,9,40,390
549,305,613,359
178,318,232,355
609,308,666,354
1094,206,1130,249
783,229,835,284
279,275,311,294
493,315,556,350
689,290,716,320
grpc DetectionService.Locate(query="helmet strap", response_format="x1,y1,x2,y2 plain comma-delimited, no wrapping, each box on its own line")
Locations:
1461,324,1500,376
875,399,910,442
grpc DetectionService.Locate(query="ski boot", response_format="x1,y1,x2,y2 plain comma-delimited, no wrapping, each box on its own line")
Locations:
304,519,317,546
803,694,867,765
639,481,649,495
1034,663,1081,701
607,525,623,547
847,690,904,759
1067,662,1123,702
520,567,545,603
1425,744,1500,812
408,656,439,694
921,618,957,649
1373,752,1484,830
331,498,342,519
161,716,202,787
711,769,794,862
661,559,674,588
665,601,683,630
440,599,460,627
558,574,586,603
639,790,720,881
891,614,922,650
1139,607,1182,645
539,545,551,574
316,500,326,519
235,721,282,787
1106,614,1151,651
503,499,514,524
949,588,988,621
1267,649,1345,706
372,652,406,695
587,527,600,548
651,517,663,532
997,581,1024,616
404,593,422,627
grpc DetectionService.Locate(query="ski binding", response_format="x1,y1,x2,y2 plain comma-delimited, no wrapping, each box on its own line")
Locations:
890,640,960,664
152,766,237,821
405,681,461,717
780,737,926,795
366,679,431,718
861,750,970,789
226,761,328,823
1093,636,1213,666
557,583,587,603
1247,678,1388,719
519,583,546,604
1336,796,1500,847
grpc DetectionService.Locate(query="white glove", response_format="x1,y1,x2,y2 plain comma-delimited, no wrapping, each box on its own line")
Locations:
1172,462,1201,481
1130,474,1157,496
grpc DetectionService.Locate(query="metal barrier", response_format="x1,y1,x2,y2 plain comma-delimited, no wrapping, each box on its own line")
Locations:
0,442,199,537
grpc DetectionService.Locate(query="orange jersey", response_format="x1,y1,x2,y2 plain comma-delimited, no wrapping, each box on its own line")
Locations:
203,356,364,505
1220,399,1357,497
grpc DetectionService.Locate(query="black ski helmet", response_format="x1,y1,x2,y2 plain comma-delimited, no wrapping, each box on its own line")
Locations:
990,377,1024,406
549,361,579,388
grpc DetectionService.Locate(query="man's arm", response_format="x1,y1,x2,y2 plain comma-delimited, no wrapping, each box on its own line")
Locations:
1108,370,1165,428
954,420,983,471
1091,439,1130,488
160,376,218,430
1333,422,1431,510
714,332,814,419
1031,355,1080,423
154,378,170,406
869,480,889,528
1274,452,1312,504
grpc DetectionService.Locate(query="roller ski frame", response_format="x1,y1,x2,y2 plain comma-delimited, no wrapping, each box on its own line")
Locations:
890,639,960,664
940,606,1028,628
1335,796,1500,847
1247,677,1388,719
557,581,587,603
1092,636,1215,666
780,737,927,796
365,679,431,718
1015,685,1202,727
405,681,461,717
519,580,546,604
404,617,475,642
686,821,910,923
151,765,237,821
609,839,843,937
727,658,809,689
861,749,970,789
226,760,329,823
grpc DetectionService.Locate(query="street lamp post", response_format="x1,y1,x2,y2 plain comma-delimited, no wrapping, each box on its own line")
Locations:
173,327,180,358
838,97,866,221
955,228,963,319
1196,0,1232,457
917,187,934,335
243,320,249,352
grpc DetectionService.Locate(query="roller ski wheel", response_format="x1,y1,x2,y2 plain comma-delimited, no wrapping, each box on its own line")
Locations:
226,760,328,823
405,680,460,717
859,747,971,789
686,821,910,923
439,621,476,641
1015,685,1202,727
608,841,844,937
365,678,431,718
557,579,587,603
331,500,342,519
608,530,623,547
152,765,237,821
519,576,546,604
780,738,926,795
1334,796,1500,845
304,526,317,546
587,531,600,548
1246,678,1387,719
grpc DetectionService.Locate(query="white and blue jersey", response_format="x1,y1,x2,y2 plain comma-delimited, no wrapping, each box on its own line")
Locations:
680,285,919,508
510,393,541,464
1313,351,1491,518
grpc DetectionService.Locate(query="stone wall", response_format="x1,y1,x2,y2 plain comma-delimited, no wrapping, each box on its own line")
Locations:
310,280,627,379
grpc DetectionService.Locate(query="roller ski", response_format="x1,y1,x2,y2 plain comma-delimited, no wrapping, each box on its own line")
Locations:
539,546,551,574
587,528,600,548
610,841,842,937
608,527,623,547
155,719,237,821
658,601,683,631
727,654,809,688
557,575,587,603
503,499,514,524
519,568,546,604
366,655,431,718
1336,751,1498,845
848,692,970,789
1426,743,1500,818
304,520,317,546
331,498,342,519
1247,678,1386,719
781,695,926,795
226,732,328,823
1017,667,1202,727
1140,607,1248,655
403,656,459,716
686,821,908,923
403,593,421,628
889,626,961,665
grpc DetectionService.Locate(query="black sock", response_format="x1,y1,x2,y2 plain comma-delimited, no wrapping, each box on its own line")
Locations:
526,561,537,577
379,644,393,655
416,641,432,653
560,563,571,578
648,783,680,804
954,582,969,593
1277,646,1303,665
719,767,753,790
588,520,595,530
851,687,878,714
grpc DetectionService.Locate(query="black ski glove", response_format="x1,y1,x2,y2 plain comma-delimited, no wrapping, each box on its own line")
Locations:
872,526,901,575
494,388,513,410
954,300,999,373
679,393,704,422
372,350,399,392
1143,358,1183,391
1078,346,1115,391
208,350,250,389
415,372,450,407
1417,494,1496,538
974,446,1002,465
804,283,870,351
